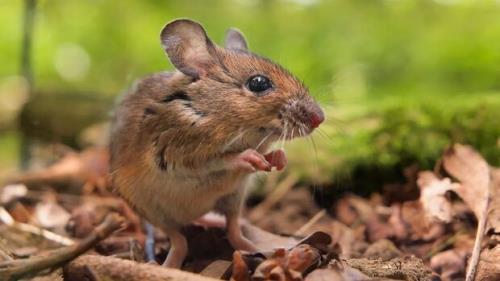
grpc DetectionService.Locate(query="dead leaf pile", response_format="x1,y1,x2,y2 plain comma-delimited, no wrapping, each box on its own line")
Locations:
0,143,499,280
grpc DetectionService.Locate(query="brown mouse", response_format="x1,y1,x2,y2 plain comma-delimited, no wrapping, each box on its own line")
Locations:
110,19,324,268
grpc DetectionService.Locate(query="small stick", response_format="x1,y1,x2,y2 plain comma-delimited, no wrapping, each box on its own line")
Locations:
294,209,327,236
0,213,123,281
249,173,298,222
0,249,13,262
64,254,219,281
0,207,74,246
465,194,491,281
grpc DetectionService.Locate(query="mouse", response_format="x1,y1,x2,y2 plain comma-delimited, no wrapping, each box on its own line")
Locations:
109,19,324,268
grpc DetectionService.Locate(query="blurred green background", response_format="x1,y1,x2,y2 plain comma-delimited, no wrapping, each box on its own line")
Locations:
1,0,499,187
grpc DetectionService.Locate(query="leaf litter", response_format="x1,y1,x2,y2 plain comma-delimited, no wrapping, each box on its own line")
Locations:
0,143,498,280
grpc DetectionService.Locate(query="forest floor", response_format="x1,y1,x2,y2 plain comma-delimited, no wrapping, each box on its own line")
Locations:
0,143,499,281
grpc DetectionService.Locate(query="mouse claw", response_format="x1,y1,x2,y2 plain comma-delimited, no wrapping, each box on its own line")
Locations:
229,149,271,172
264,149,287,171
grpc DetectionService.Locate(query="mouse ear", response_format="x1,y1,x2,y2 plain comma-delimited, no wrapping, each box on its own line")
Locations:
160,19,217,78
225,28,248,51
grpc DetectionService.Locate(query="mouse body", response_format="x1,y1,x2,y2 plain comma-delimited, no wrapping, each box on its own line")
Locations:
110,19,324,268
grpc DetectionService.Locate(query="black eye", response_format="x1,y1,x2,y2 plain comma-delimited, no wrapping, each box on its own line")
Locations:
247,75,272,94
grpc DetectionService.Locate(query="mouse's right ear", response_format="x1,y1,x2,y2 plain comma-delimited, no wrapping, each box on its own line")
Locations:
160,19,217,79
225,28,248,51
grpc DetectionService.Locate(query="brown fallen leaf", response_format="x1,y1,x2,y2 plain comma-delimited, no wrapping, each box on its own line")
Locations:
475,245,500,281
441,144,491,223
488,168,500,234
10,147,109,194
287,244,322,274
242,221,298,251
430,249,467,281
441,144,495,281
231,251,250,281
417,144,499,281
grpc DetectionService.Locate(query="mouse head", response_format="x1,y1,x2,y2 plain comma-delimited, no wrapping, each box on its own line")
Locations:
160,19,324,146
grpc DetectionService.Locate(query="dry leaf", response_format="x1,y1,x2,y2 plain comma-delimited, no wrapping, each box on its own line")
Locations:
35,196,70,229
231,251,250,281
242,222,298,251
305,261,371,281
475,245,500,281
0,184,27,204
430,249,467,281
417,171,455,223
287,244,321,273
441,144,491,221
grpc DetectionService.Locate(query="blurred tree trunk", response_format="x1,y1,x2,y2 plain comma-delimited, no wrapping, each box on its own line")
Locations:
20,0,36,170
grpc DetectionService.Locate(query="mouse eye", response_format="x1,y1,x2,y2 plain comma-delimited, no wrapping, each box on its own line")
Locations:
246,75,273,95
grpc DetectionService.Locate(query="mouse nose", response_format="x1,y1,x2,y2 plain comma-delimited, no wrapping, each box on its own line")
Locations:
307,105,324,129
309,112,324,128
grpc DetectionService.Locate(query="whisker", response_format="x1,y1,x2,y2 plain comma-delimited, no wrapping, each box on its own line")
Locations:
255,131,273,151
281,120,288,150
223,128,246,151
316,128,333,140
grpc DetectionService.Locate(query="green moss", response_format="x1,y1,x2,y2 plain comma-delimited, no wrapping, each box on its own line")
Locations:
287,92,500,186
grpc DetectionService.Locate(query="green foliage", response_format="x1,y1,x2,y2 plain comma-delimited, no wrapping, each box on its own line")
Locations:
287,93,500,183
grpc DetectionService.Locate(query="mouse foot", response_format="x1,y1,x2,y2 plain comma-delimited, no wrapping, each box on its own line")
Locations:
162,229,188,268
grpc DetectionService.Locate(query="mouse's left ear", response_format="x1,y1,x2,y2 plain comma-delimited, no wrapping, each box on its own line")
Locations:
225,28,248,51
160,19,218,79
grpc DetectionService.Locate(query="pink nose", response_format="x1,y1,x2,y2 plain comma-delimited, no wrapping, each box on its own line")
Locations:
309,111,324,129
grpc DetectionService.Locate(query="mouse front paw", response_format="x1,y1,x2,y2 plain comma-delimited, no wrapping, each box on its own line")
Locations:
228,149,272,173
264,149,287,171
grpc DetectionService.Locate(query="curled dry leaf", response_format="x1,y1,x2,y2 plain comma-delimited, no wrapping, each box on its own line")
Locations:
287,244,321,273
417,171,455,223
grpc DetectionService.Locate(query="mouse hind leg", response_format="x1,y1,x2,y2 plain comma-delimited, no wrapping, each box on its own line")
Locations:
215,190,257,252
162,227,188,268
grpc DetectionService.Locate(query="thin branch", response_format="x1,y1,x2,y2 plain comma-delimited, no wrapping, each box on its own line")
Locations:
465,193,491,281
0,213,123,281
248,173,298,222
0,207,74,246
294,209,327,236
64,254,219,281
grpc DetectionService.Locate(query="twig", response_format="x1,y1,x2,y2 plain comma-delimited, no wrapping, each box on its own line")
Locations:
0,213,123,281
0,207,74,246
294,209,327,236
465,193,491,281
64,254,219,281
249,173,298,222
0,249,13,262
